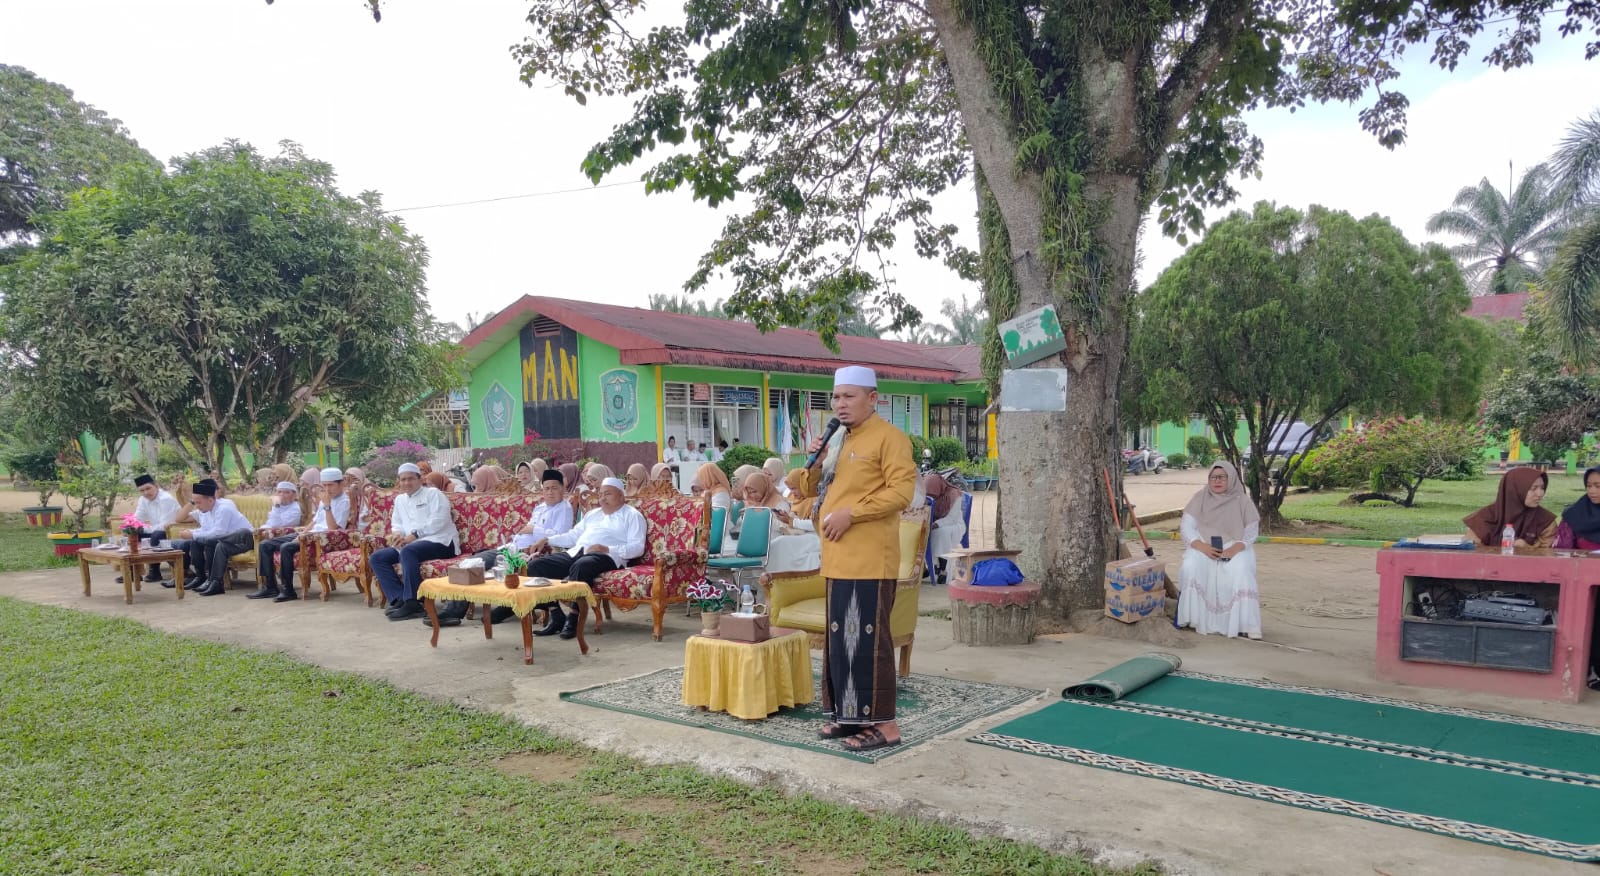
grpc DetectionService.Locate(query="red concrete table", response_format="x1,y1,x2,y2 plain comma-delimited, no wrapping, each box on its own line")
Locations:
78,546,187,604
1376,547,1598,703
949,579,1042,645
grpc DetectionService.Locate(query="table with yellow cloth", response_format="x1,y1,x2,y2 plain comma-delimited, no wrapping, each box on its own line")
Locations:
418,578,596,666
681,631,815,720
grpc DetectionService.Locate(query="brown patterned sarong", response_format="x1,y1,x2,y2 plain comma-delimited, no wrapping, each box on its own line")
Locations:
822,577,896,725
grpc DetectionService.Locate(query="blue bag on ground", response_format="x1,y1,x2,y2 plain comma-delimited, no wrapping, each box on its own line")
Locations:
970,558,1024,586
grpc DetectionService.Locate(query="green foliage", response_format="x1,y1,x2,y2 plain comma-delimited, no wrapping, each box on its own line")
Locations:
911,435,967,467
716,444,777,481
346,416,446,459
56,462,129,532
1425,163,1568,296
1165,452,1189,468
647,293,727,319
0,141,449,474
0,64,158,238
1481,348,1600,451
956,457,996,479
1185,436,1217,467
361,439,434,488
3,445,61,506
1305,418,1485,507
1280,476,1583,543
1129,203,1489,519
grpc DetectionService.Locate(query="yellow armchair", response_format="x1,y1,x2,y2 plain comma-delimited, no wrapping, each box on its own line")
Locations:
764,507,929,677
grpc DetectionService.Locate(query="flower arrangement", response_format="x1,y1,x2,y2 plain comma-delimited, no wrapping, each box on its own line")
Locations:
686,578,739,613
120,513,145,540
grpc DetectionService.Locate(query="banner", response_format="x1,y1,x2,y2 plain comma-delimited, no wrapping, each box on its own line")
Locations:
520,321,581,439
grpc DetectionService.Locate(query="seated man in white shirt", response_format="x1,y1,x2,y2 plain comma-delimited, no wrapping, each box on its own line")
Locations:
372,462,461,621
526,477,646,640
129,473,183,586
663,436,683,478
683,440,705,463
250,468,350,603
432,469,576,627
171,480,255,596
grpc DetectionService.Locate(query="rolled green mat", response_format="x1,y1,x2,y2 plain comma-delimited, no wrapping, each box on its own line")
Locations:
1062,653,1182,702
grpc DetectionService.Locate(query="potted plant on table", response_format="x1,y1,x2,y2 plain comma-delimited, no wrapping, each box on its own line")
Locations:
686,578,740,636
497,547,529,588
120,513,146,555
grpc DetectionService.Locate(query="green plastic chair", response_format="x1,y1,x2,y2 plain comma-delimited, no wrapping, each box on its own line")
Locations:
708,506,727,557
707,507,771,594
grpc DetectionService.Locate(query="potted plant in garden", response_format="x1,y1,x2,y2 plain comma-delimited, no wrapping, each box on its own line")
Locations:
686,578,739,636
6,446,63,527
47,463,118,557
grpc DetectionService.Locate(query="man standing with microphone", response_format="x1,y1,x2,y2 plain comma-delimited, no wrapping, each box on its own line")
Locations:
794,365,916,752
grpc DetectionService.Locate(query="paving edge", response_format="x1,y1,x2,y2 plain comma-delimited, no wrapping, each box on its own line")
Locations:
1125,528,1395,549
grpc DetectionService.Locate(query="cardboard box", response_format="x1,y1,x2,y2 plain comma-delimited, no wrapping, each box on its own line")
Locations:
721,612,771,643
1104,558,1166,624
447,565,485,585
944,549,1024,587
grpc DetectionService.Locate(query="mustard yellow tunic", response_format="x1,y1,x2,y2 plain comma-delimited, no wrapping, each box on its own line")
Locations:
795,413,917,579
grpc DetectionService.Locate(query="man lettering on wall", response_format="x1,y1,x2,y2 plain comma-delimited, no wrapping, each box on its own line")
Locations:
795,366,916,752
372,462,460,621
526,477,646,640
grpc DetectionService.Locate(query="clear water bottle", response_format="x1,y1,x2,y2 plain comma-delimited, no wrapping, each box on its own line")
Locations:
739,583,755,615
1501,524,1515,556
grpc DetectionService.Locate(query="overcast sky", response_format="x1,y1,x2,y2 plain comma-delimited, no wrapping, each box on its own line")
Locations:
5,2,1596,335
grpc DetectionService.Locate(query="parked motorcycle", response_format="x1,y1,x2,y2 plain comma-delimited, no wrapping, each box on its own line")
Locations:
1122,448,1166,475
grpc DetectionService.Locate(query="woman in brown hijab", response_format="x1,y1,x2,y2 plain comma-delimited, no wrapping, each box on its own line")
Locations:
624,463,650,497
558,463,581,494
1464,467,1558,548
1175,461,1262,639
423,471,453,492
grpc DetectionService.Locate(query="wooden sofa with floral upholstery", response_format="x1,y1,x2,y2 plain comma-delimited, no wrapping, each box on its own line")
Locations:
170,493,302,591
362,491,538,599
589,494,712,642
306,489,396,606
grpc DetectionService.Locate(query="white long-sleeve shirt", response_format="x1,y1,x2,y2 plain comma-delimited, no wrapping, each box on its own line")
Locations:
265,500,303,529
548,503,647,569
389,486,458,548
524,499,574,542
193,498,253,538
135,489,182,529
307,492,351,534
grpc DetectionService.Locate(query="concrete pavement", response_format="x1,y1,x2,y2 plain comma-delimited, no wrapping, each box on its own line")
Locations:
5,536,1597,875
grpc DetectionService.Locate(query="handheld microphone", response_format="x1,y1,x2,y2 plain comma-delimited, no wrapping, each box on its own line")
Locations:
805,418,842,468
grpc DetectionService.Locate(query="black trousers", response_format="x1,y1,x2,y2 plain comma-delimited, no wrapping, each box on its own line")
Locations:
525,550,619,585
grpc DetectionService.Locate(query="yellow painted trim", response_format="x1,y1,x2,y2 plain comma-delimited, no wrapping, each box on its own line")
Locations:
921,393,929,439
1269,537,1329,546
762,372,771,448
1509,428,1522,462
987,411,998,459
655,366,666,455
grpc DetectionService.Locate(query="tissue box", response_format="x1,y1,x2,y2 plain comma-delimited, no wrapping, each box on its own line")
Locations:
721,612,771,643
944,549,1024,587
447,565,485,585
1103,558,1166,623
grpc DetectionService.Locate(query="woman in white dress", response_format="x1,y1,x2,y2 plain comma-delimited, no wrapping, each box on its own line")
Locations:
1176,461,1262,639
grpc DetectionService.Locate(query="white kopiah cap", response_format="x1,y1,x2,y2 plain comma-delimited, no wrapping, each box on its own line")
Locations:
397,463,422,476
319,467,343,483
601,477,627,492
275,481,298,492
833,365,877,388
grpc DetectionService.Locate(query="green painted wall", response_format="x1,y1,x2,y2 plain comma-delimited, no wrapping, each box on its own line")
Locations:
579,335,658,444
470,334,525,448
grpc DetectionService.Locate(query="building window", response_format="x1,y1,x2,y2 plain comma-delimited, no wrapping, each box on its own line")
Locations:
663,381,762,451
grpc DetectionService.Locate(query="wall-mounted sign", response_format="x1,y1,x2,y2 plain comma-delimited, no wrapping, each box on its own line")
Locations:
999,368,1069,412
446,388,470,411
722,388,759,406
692,382,711,402
600,368,639,435
483,382,515,440
999,304,1066,368
520,321,580,439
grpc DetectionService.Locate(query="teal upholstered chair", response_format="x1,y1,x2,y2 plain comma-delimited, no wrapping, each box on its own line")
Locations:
707,508,772,595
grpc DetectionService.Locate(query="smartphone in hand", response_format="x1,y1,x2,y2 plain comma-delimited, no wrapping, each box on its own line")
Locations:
1210,535,1230,562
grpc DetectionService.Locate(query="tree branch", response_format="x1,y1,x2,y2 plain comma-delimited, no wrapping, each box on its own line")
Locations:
1151,0,1252,166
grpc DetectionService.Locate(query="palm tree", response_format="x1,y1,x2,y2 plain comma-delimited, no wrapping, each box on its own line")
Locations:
1542,110,1600,363
1426,163,1569,295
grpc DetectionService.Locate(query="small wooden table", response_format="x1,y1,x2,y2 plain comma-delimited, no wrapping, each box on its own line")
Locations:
417,578,595,665
682,631,814,720
78,546,187,604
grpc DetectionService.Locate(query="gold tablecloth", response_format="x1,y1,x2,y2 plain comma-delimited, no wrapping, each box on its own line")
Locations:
418,578,595,618
681,631,814,720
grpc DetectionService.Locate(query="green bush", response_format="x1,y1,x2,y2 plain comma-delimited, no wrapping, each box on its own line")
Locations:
1166,452,1189,468
1186,435,1217,466
1307,417,1483,505
4,445,61,505
717,444,778,481
957,458,997,479
910,435,967,466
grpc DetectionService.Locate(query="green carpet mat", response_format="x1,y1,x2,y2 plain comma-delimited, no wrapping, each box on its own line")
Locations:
1062,652,1181,702
976,674,1600,861
564,665,1040,763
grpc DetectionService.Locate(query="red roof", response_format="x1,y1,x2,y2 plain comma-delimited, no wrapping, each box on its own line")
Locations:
461,295,983,384
1467,292,1529,322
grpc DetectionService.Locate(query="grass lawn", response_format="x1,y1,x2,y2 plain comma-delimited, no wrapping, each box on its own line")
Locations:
1278,472,1587,542
0,512,77,573
0,598,1144,876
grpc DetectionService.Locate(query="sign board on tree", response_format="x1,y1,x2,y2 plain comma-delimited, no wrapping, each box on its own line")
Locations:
999,304,1066,368
999,369,1069,412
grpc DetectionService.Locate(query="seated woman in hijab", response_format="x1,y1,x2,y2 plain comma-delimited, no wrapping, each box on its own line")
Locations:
577,463,615,516
691,462,739,553
1554,467,1600,691
642,462,678,497
1463,466,1557,549
730,464,762,494
763,457,791,499
1176,461,1262,640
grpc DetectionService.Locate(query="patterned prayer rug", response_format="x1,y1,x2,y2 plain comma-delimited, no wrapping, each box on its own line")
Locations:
563,664,1041,763
975,671,1600,862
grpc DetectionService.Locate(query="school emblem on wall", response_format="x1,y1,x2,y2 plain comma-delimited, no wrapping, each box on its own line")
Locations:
600,368,638,435
483,381,515,441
